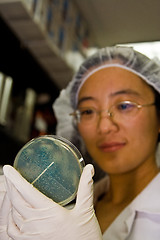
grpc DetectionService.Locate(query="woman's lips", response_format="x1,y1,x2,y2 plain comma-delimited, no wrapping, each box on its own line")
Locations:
98,142,126,152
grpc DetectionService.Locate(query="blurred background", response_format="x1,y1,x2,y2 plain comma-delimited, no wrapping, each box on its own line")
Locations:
0,0,160,166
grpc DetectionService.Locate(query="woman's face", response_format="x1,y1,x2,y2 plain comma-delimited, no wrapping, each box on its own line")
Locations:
77,67,160,174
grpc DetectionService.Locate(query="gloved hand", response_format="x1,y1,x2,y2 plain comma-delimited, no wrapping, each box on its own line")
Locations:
3,164,103,240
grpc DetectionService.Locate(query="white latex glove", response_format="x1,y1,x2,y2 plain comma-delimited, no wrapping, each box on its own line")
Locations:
3,164,103,240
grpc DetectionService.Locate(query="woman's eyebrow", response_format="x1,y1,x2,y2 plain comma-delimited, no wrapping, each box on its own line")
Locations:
110,89,140,97
78,96,96,106
78,89,141,106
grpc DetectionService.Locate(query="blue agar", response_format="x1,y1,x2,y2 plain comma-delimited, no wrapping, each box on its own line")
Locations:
14,135,85,206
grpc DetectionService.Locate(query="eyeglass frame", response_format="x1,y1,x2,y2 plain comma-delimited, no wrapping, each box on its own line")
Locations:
69,100,156,124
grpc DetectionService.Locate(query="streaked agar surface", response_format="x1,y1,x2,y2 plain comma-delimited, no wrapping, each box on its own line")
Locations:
14,135,85,206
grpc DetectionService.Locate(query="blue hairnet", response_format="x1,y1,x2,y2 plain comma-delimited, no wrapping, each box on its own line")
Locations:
70,46,160,109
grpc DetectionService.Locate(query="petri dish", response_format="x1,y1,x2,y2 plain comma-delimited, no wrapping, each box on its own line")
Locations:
14,135,85,206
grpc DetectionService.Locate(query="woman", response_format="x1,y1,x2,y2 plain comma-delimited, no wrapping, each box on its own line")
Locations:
1,46,160,239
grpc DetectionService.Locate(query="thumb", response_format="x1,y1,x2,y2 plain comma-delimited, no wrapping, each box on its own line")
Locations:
75,164,94,210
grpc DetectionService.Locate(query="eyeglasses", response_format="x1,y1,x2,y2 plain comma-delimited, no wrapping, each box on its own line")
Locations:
70,101,155,125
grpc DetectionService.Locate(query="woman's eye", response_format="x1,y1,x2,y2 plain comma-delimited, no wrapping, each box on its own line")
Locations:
80,108,95,115
117,102,135,111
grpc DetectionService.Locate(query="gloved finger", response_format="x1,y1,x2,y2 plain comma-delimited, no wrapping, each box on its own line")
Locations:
11,203,67,233
11,206,25,232
0,192,11,226
75,164,94,211
3,165,60,209
8,207,52,240
11,203,69,236
5,176,62,221
8,211,30,240
7,208,22,240
0,193,12,240
5,176,32,220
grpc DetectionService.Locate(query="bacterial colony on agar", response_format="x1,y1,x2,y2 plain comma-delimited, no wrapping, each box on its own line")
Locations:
14,135,85,206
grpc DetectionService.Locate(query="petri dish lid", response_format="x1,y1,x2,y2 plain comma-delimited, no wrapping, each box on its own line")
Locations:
14,135,85,206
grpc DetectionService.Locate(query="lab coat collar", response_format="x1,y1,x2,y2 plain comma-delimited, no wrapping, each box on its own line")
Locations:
128,172,160,214
103,172,160,239
124,172,160,237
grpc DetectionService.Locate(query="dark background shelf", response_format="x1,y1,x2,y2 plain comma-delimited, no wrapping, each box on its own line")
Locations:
0,16,60,166
0,15,60,98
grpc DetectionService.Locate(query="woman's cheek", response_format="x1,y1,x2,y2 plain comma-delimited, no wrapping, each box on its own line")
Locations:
78,124,94,141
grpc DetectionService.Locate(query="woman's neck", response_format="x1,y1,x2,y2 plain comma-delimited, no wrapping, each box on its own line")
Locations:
107,161,159,205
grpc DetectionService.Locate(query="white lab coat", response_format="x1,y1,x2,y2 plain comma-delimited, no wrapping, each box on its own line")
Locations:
0,171,160,239
103,172,160,239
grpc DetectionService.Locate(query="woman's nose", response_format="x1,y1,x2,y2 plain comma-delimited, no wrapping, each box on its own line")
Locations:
97,112,118,134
